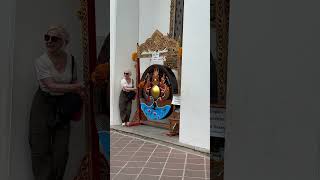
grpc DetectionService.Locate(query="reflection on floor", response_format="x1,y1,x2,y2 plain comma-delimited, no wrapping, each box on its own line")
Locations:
110,131,210,180
111,125,209,155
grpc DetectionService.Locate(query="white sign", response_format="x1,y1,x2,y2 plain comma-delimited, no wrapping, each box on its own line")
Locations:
171,95,181,105
150,51,165,65
211,107,225,138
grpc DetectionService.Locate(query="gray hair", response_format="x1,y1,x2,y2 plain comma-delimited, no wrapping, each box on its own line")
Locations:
124,69,132,76
47,25,70,44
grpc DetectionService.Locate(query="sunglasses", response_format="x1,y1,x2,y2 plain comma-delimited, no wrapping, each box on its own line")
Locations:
124,73,129,75
44,34,62,42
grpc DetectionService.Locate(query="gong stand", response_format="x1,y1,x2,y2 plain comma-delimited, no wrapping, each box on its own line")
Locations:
74,0,108,180
133,30,180,130
210,0,230,180
214,0,230,108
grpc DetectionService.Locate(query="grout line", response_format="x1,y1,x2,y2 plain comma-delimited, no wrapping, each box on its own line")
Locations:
182,153,189,180
122,140,147,180
111,131,208,179
112,136,136,179
112,131,208,158
111,128,210,154
182,162,205,165
183,169,206,172
134,144,159,180
158,148,173,180
113,137,142,156
204,156,207,179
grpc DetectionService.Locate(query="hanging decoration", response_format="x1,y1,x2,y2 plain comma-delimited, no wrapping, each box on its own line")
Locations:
131,51,138,61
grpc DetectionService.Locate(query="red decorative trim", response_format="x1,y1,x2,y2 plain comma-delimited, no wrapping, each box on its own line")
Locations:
86,1,100,180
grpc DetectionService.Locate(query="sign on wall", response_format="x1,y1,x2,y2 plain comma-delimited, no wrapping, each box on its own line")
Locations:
211,107,225,138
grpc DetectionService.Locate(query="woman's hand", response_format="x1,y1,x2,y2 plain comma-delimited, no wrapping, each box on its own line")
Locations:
74,83,86,100
72,82,84,92
79,88,86,101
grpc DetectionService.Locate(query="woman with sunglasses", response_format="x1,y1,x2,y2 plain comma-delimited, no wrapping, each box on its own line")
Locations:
119,70,137,126
29,25,83,180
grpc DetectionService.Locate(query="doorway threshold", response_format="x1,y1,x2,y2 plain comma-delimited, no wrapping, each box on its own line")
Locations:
111,124,209,156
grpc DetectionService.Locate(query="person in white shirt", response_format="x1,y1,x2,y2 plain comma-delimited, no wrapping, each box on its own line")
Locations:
29,25,84,180
119,69,137,126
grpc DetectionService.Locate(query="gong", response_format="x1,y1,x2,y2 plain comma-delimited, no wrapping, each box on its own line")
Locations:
139,64,178,120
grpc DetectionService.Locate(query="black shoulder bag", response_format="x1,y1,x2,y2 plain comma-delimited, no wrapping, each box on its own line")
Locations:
126,79,136,100
56,55,83,123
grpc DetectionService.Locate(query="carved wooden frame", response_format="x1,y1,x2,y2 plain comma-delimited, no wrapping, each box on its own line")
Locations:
137,29,181,93
169,0,177,38
75,0,109,179
215,0,230,107
136,30,181,128
169,0,184,45
211,1,229,180
137,30,180,69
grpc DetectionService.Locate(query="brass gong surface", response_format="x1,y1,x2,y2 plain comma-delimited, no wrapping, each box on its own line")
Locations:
151,85,160,99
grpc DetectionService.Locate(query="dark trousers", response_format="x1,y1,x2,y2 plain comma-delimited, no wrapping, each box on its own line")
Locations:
119,90,132,123
29,90,70,180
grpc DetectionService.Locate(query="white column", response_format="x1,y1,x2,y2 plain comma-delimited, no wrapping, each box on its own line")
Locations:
110,0,139,125
179,0,210,150
0,0,16,179
139,0,170,43
225,1,320,180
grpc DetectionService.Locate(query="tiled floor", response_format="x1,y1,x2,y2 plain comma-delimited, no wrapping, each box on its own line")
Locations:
110,131,210,180
111,125,209,154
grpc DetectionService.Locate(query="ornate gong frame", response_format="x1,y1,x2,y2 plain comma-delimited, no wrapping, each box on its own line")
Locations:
135,30,180,129
214,0,230,107
75,0,109,180
211,0,230,180
169,0,184,45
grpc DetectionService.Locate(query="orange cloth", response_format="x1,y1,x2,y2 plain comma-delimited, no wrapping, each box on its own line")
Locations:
131,52,138,61
91,63,109,83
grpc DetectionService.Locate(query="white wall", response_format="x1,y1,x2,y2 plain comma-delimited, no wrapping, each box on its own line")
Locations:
179,0,210,150
0,0,16,179
95,0,110,53
110,0,139,125
95,0,110,37
225,1,320,180
9,1,85,180
139,0,170,43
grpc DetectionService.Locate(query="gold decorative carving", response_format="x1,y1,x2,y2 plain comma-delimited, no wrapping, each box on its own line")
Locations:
215,0,230,106
169,0,177,38
169,0,184,45
77,0,90,86
73,153,109,180
73,154,90,180
75,0,92,180
137,30,180,69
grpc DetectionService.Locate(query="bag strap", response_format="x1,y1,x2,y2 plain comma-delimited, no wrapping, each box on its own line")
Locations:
71,55,75,82
132,79,134,88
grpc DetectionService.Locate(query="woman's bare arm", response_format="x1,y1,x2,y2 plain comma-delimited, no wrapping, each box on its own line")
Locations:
41,78,82,93
124,87,136,91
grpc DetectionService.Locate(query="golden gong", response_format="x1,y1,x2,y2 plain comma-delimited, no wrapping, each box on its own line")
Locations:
151,85,160,99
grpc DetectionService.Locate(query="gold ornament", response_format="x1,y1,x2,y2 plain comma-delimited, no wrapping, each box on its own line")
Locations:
131,52,138,61
151,85,160,99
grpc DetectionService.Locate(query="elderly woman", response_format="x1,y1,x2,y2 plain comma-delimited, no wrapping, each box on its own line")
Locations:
119,69,136,126
29,25,83,180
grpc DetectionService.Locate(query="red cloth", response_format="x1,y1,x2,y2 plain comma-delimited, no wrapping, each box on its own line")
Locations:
71,111,82,122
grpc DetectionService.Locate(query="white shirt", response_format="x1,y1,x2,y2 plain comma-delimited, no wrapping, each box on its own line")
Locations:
120,78,133,91
35,53,75,95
